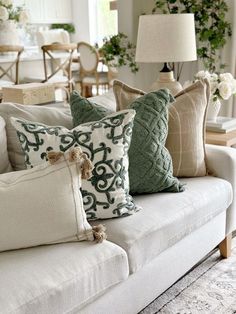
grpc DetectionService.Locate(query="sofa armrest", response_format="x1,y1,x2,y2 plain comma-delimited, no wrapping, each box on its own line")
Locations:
206,144,236,234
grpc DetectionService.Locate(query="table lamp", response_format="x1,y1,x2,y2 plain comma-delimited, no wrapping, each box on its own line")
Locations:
135,14,197,95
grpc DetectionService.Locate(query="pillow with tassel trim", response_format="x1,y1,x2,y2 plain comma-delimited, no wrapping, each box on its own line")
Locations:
0,147,106,252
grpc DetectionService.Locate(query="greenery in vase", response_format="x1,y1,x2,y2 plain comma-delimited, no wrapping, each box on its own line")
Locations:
0,0,28,23
51,23,75,34
152,0,232,72
98,32,139,73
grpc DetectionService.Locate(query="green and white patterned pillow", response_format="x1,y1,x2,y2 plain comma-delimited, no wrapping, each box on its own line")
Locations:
11,110,139,220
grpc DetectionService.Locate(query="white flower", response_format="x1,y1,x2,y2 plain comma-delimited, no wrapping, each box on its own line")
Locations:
0,5,9,21
218,81,232,100
219,72,234,82
19,10,29,24
210,73,218,81
1,0,13,6
195,70,211,80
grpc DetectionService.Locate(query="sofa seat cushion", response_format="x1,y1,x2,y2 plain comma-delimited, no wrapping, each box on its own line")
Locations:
0,241,128,314
100,176,232,274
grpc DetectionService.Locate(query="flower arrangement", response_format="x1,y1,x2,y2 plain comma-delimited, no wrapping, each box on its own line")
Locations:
0,0,28,24
195,71,236,103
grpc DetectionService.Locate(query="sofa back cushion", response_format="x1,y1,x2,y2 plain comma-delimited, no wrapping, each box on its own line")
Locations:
0,116,12,174
0,102,73,171
0,149,94,252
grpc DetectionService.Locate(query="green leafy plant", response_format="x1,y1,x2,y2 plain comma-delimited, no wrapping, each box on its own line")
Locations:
152,0,232,72
51,23,75,34
98,32,139,73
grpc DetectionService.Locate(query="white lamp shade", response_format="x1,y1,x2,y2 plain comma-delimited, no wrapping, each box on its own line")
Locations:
135,14,197,63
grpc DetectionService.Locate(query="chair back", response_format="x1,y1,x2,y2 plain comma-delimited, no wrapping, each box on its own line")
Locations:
0,45,24,84
41,43,77,92
36,29,70,47
77,42,99,75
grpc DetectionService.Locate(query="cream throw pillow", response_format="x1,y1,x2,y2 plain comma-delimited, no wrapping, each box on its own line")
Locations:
0,148,95,252
113,79,210,177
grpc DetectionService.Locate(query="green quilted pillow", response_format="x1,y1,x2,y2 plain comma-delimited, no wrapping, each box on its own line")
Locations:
70,90,113,126
128,89,184,194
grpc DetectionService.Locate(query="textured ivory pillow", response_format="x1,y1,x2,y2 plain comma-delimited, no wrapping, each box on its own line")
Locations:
0,149,94,252
0,116,12,174
113,79,145,111
0,102,72,171
11,110,139,220
113,79,210,177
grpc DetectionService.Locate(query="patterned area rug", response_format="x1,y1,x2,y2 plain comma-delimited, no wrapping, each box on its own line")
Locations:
140,237,236,314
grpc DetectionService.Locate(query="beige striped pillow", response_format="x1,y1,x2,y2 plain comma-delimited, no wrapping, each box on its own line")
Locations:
113,79,210,177
166,80,210,177
113,79,145,111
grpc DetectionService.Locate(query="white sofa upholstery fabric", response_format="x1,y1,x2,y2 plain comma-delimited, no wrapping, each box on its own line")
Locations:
99,176,232,273
0,116,12,173
0,241,128,314
206,144,236,234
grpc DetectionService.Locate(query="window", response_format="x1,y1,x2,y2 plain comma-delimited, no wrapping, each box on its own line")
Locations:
89,0,118,46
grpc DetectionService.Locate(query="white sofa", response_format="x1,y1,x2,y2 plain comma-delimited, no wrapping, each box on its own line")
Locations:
0,96,236,314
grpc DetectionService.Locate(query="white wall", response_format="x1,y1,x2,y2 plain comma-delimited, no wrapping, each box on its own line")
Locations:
71,0,91,43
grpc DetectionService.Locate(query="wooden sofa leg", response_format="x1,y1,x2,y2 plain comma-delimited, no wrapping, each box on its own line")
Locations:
219,233,232,258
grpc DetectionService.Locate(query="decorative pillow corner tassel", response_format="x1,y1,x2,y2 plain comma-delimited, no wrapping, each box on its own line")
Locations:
47,151,64,165
69,146,83,162
81,153,93,180
92,224,107,243
69,147,94,180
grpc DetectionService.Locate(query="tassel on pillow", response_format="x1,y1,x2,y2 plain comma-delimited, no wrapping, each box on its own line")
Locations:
92,224,107,243
47,147,94,180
